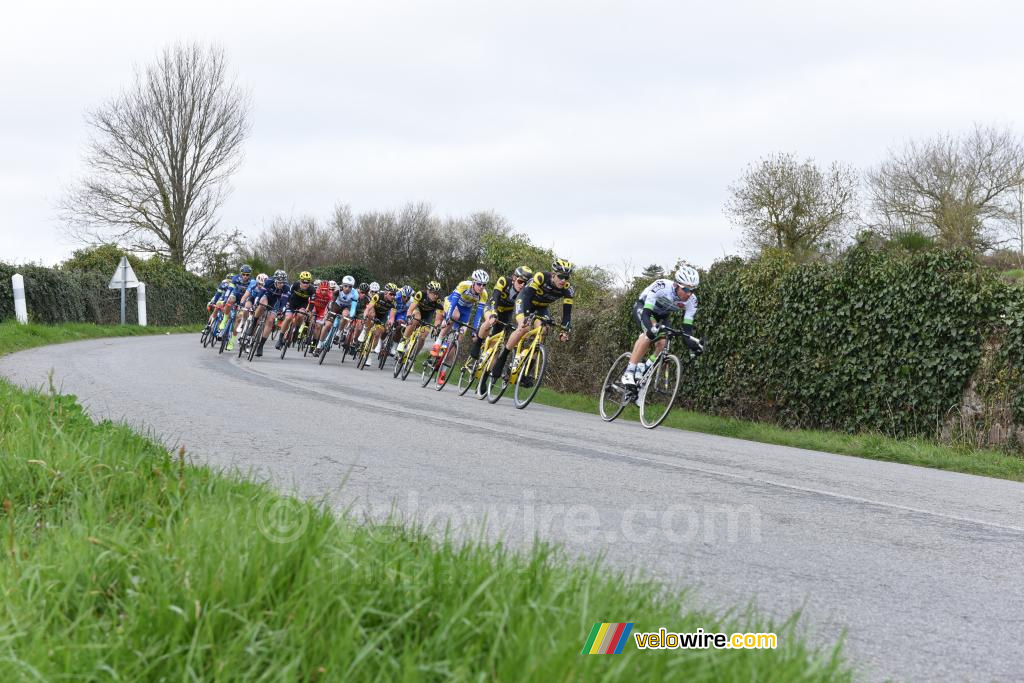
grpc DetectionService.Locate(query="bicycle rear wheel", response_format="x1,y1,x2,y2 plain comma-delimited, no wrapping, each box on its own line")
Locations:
638,354,682,429
513,344,547,409
599,352,633,422
457,357,480,395
434,338,459,391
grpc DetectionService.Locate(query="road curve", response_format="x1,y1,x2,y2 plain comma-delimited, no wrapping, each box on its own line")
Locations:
3,334,1023,681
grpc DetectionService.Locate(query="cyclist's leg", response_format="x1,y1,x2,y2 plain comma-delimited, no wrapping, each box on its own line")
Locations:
492,310,530,378
398,313,420,353
218,295,236,332
471,311,497,359
434,302,463,354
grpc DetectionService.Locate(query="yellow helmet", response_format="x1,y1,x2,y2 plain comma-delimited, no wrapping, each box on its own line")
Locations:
551,259,574,277
299,271,312,282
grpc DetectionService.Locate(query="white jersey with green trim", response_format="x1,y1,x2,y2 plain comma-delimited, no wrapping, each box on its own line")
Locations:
638,278,697,323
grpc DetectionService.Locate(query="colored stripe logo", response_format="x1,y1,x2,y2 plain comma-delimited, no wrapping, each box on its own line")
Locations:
581,622,634,654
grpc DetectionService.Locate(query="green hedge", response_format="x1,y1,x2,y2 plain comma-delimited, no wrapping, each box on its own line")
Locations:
0,249,213,326
683,248,1003,438
550,245,1024,446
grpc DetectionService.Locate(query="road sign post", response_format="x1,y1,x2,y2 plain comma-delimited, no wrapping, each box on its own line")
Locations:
108,256,140,326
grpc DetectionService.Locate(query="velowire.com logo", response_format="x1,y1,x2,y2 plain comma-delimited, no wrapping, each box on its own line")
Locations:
581,623,634,655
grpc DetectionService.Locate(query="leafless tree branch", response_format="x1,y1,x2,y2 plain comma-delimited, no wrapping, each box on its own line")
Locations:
59,42,251,266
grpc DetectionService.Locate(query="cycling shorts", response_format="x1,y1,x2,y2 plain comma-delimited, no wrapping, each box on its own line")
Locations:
633,300,669,332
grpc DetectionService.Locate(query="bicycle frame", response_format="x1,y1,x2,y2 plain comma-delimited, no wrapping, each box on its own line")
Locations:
474,327,507,379
508,318,549,383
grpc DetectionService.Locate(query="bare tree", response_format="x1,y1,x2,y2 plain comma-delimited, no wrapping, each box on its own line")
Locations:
245,215,341,274
60,43,251,266
725,152,858,255
866,125,1024,252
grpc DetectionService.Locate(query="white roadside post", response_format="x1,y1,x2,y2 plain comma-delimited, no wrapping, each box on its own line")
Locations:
12,274,28,324
137,282,147,327
108,256,140,325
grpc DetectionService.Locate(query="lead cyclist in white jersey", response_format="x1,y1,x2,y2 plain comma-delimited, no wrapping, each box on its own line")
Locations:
621,263,705,386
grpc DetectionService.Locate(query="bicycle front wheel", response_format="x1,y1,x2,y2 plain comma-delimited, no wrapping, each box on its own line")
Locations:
599,352,633,422
638,354,682,429
513,344,547,409
400,335,424,381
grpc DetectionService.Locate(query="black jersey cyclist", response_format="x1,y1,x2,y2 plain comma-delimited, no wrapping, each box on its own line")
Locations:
490,258,574,380
469,266,532,360
396,280,445,356
275,271,316,349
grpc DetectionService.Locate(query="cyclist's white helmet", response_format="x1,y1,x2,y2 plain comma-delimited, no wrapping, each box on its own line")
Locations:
341,275,355,286
471,269,489,285
328,280,338,290
313,279,322,287
675,264,699,289
369,281,381,293
256,273,268,285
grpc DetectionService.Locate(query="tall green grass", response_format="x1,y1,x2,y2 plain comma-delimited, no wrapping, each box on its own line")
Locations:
0,382,849,680
0,323,851,681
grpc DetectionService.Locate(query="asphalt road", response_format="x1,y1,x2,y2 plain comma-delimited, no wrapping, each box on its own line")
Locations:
3,334,1023,681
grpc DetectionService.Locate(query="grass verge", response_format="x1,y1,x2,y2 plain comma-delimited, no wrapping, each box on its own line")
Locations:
0,380,849,680
0,323,850,679
532,387,1024,482
0,320,199,356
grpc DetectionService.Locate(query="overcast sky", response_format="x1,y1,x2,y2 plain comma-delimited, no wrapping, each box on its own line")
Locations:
3,0,1023,275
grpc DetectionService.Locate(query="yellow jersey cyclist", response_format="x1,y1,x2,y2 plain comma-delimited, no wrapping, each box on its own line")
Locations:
363,282,398,355
275,271,316,350
621,264,704,386
490,258,574,382
468,265,532,362
432,269,490,357
396,280,446,356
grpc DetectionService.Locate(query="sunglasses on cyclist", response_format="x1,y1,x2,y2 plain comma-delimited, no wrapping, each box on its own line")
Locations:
300,279,311,285
680,286,695,294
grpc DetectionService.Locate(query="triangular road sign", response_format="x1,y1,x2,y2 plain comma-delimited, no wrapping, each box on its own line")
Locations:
108,256,140,289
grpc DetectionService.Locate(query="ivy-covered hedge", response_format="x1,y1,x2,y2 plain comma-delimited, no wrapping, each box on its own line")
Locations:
685,248,1003,438
548,245,1024,447
0,248,213,326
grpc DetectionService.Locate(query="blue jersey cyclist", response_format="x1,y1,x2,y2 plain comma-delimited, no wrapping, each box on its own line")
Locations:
216,265,253,337
252,270,291,356
226,272,269,351
432,269,489,357
204,275,233,334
